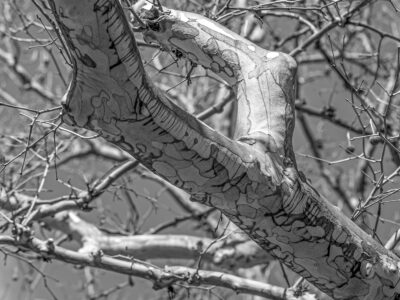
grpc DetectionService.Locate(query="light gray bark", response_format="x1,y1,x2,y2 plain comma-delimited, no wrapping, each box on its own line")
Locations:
43,0,400,298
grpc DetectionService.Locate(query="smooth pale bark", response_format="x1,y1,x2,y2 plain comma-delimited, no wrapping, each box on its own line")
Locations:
46,0,400,299
0,235,296,300
0,191,272,270
49,211,273,269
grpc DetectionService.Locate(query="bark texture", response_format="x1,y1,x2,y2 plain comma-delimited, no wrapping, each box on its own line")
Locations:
48,0,400,298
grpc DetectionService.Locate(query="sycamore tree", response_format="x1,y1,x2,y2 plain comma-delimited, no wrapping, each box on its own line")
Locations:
0,0,400,299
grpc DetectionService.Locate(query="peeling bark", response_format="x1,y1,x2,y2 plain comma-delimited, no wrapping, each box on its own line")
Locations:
47,0,400,298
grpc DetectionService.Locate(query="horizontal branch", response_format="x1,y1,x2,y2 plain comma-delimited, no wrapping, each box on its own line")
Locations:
0,234,303,300
47,211,273,269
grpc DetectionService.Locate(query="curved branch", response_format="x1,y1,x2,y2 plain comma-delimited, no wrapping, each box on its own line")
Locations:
46,1,400,299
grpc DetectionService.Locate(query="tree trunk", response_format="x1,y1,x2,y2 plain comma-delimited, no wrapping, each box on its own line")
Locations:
47,0,400,298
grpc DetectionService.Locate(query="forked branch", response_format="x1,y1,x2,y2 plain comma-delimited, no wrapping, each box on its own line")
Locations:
42,0,400,299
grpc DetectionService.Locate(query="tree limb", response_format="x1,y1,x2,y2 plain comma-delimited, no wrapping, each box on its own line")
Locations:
0,234,304,300
42,1,400,298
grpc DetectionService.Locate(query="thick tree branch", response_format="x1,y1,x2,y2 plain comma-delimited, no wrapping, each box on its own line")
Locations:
43,1,400,299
